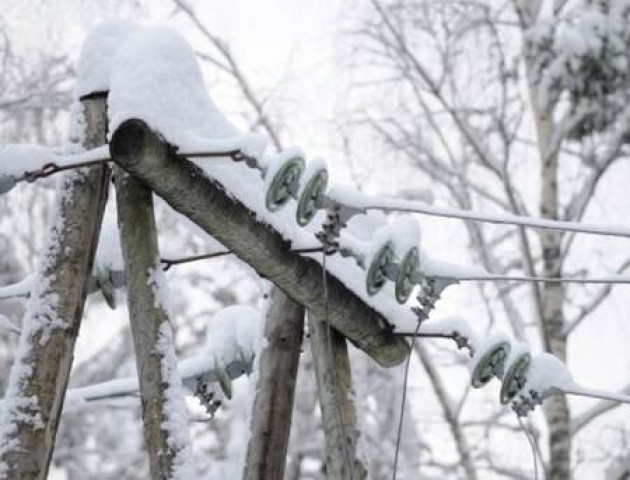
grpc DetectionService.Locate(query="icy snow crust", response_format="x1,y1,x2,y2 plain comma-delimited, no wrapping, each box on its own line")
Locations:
106,26,421,332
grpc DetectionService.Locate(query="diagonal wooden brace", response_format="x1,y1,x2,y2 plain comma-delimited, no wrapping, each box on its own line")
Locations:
109,119,409,367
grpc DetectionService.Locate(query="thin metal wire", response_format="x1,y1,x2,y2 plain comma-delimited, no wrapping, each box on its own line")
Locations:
338,241,630,285
517,415,540,480
360,201,630,239
160,246,323,270
161,251,232,270
450,273,630,284
21,157,111,182
392,318,422,480
14,146,256,185
322,252,355,479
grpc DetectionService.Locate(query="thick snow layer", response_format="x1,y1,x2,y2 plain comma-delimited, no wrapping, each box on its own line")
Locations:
345,210,388,240
95,206,124,271
421,254,487,280
75,20,138,98
418,316,476,344
338,230,370,263
110,27,241,147
179,133,268,161
519,353,630,404
206,305,262,367
524,353,574,395
364,217,420,266
105,25,420,332
155,323,195,479
329,187,630,239
327,184,371,208
0,144,57,178
0,144,109,181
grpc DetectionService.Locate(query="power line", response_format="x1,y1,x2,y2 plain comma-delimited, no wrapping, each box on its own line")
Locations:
392,319,422,480
7,143,630,240
441,273,630,284
354,196,630,239
517,415,540,480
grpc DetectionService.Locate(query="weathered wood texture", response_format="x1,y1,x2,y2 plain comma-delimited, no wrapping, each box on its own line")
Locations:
109,119,409,367
115,166,190,479
309,314,366,480
242,288,305,480
0,96,110,479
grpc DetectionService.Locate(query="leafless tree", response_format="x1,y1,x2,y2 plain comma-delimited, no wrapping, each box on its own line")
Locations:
341,0,630,478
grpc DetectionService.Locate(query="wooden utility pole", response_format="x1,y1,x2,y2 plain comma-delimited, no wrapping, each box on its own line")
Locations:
109,119,409,368
0,94,110,479
242,288,305,479
309,314,366,480
115,165,193,479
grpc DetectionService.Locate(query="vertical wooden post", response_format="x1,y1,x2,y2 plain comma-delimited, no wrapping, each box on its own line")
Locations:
0,95,110,479
242,288,305,480
309,314,366,480
115,166,193,479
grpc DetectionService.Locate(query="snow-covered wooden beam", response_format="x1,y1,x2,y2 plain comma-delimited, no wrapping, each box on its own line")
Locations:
109,119,409,368
115,165,193,479
0,95,111,478
242,288,305,479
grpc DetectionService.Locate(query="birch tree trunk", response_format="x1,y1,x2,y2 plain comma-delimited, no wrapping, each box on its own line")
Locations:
0,94,110,479
536,111,571,480
512,2,571,476
115,166,193,479
242,288,305,480
309,314,366,480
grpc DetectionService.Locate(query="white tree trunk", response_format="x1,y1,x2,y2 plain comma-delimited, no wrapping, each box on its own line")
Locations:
536,111,571,480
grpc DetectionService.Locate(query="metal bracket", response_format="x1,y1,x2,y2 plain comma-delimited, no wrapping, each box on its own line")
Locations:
315,200,365,255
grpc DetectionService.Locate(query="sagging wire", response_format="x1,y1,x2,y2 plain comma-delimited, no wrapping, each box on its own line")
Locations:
0,247,325,303
517,415,540,480
0,145,257,195
391,318,422,480
160,246,323,270
442,273,630,285
8,144,630,242
20,157,111,182
392,278,451,479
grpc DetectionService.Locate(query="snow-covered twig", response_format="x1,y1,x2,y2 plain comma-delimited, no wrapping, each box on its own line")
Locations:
0,314,19,335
